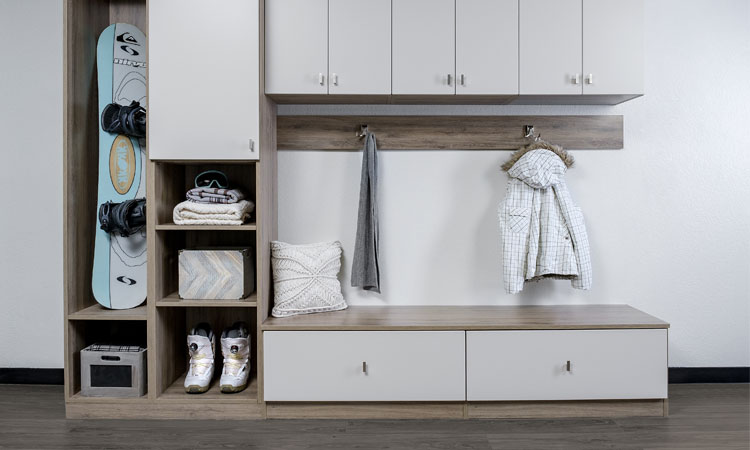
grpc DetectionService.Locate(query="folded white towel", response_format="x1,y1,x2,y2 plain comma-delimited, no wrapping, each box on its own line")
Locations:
173,200,254,225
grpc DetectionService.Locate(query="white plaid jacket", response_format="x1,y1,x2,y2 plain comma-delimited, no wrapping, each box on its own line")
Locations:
498,146,592,294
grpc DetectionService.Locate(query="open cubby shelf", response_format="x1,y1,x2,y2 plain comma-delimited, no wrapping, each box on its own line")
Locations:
152,161,257,229
150,229,258,305
156,291,258,308
68,303,148,321
159,374,258,403
153,306,259,404
65,320,148,400
155,223,258,231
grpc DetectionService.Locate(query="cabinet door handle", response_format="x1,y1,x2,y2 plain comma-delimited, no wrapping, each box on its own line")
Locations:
318,73,325,86
332,73,339,86
586,73,594,84
362,361,367,374
566,360,571,372
249,139,255,152
573,73,581,84
447,73,452,86
460,74,466,86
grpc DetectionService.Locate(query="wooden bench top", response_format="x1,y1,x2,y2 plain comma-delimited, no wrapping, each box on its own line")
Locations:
262,304,669,331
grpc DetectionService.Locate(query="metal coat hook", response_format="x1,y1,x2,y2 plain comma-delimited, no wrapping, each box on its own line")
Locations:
356,124,369,139
524,125,542,142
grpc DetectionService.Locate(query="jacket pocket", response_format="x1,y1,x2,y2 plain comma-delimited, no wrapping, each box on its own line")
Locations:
506,207,530,234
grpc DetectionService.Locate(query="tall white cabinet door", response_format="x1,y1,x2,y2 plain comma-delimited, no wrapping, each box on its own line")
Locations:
265,0,328,95
520,0,582,95
329,0,391,95
392,0,455,95
149,0,259,160
456,0,518,95
583,0,644,95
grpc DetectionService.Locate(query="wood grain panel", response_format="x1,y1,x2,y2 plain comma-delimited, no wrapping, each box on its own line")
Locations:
109,0,147,31
66,400,265,420
160,374,257,403
266,402,465,419
268,94,640,105
68,303,147,321
277,115,623,150
467,399,666,419
262,305,669,331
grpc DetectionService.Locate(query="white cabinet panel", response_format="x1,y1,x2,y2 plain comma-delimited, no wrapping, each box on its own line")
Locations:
329,0,391,95
520,0,582,95
265,0,328,94
264,331,466,401
467,330,668,401
149,0,259,160
392,0,455,95
583,0,644,95
456,0,518,95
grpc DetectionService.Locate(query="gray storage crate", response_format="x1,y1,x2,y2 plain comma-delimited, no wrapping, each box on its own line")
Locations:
80,344,147,397
179,248,255,300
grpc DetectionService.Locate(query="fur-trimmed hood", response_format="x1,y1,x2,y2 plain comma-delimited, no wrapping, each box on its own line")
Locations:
502,142,574,189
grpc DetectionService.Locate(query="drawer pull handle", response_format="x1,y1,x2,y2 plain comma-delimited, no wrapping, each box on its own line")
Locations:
566,360,571,372
362,361,367,375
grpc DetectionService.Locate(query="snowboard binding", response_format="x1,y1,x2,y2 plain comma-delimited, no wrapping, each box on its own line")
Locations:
99,198,146,237
101,100,147,138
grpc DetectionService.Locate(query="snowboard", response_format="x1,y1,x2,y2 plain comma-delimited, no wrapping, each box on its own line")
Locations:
92,23,147,309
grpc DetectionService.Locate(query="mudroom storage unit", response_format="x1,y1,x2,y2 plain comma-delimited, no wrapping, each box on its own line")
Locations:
63,0,277,419
64,0,668,421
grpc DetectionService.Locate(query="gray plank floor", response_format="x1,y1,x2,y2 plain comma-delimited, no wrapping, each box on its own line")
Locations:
0,384,747,450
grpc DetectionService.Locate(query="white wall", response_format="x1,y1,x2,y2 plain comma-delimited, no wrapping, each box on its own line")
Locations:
0,0,63,368
0,0,747,369
278,0,750,367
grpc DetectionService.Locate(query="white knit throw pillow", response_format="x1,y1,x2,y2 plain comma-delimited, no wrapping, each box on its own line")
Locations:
271,241,348,318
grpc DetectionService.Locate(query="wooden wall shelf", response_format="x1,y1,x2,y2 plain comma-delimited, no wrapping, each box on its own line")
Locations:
155,223,257,231
68,304,148,321
277,115,624,151
156,292,258,308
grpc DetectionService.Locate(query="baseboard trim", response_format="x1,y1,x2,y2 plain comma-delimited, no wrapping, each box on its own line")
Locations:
669,367,749,384
2,367,748,386
0,368,64,385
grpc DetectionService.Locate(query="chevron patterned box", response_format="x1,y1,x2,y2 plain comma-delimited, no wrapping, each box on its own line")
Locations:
178,248,255,300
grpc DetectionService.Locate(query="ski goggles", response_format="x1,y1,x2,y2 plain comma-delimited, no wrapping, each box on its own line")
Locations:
194,170,229,189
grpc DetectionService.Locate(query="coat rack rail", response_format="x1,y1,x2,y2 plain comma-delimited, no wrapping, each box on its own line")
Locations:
277,115,623,151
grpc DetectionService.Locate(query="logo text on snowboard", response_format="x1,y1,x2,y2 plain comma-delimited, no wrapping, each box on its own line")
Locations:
117,32,141,56
109,135,136,194
116,276,137,286
114,58,147,68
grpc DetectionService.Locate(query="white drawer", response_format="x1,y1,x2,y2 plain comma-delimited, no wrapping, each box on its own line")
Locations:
467,329,667,401
264,331,465,401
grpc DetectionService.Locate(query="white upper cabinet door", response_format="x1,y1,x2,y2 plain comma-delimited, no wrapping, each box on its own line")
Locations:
149,0,259,160
456,0,518,95
583,0,644,95
329,0,391,95
520,0,583,95
265,0,328,94
392,0,456,95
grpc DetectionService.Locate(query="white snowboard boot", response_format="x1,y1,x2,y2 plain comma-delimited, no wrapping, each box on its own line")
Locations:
184,323,215,394
220,322,251,393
